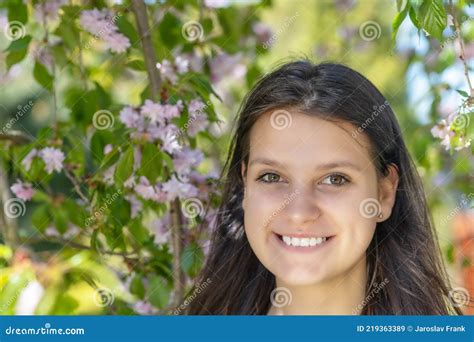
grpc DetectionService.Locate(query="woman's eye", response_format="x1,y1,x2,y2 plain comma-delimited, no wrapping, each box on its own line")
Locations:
257,172,281,183
320,174,349,186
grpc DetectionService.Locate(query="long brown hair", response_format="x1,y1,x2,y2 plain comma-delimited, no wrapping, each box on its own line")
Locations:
185,61,463,315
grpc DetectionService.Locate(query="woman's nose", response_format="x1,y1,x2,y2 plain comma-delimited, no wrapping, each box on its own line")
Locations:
282,185,321,227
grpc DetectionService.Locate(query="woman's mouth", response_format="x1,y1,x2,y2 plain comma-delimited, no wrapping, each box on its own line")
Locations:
272,232,335,252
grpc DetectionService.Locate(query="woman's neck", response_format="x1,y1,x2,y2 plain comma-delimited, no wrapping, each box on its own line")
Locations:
267,257,368,315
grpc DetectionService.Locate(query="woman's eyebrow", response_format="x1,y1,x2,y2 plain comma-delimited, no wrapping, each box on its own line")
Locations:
248,157,362,172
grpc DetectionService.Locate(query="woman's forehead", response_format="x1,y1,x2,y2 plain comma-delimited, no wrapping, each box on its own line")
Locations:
247,110,374,167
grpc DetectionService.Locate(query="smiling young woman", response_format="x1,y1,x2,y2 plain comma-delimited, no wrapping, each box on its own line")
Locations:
184,60,462,315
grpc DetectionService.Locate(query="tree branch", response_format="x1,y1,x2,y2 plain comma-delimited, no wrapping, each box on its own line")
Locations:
131,0,185,307
449,0,474,98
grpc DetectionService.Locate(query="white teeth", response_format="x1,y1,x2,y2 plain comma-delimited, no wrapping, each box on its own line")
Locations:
281,235,327,247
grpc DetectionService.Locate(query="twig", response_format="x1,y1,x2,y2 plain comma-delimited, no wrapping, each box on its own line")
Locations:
131,0,185,306
64,168,89,204
449,0,474,98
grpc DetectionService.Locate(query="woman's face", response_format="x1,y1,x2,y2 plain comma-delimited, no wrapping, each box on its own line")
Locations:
241,109,397,286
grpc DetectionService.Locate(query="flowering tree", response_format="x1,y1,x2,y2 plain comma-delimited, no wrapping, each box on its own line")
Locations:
0,0,271,314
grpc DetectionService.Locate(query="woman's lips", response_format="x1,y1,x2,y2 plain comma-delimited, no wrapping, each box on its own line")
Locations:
271,232,335,252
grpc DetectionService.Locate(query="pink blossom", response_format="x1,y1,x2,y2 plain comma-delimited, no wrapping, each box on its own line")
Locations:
79,8,130,54
156,59,177,84
119,107,143,129
162,101,183,120
149,214,171,245
160,127,182,154
10,179,35,201
187,113,209,137
39,147,65,174
209,53,247,84
134,176,156,200
162,175,198,200
252,22,273,46
188,99,206,114
141,100,165,124
103,32,131,54
34,0,68,23
104,144,113,155
173,148,204,176
125,194,143,218
174,56,189,74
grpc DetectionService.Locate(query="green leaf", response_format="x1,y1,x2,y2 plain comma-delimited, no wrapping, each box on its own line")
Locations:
33,62,54,91
147,276,170,309
180,242,204,278
392,5,409,47
159,12,182,50
456,89,469,98
115,15,139,49
7,2,27,23
419,0,447,40
114,146,134,186
32,204,51,232
125,59,146,71
140,143,162,183
5,35,31,52
130,275,145,299
53,207,69,234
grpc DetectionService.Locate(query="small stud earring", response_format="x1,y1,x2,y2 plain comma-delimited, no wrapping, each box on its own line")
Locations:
378,212,383,219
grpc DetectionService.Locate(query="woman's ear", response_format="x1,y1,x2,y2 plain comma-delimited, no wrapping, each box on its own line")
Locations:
377,163,399,222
